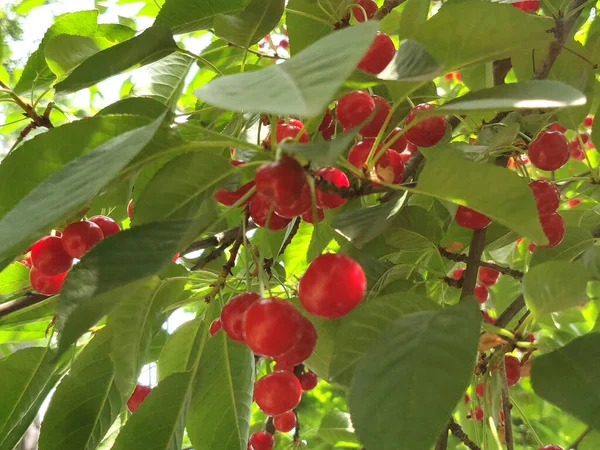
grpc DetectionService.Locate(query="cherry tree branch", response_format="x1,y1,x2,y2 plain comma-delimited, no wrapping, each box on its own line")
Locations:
460,229,487,299
373,0,408,20
568,427,591,449
438,247,524,280
448,419,482,450
0,79,53,129
500,359,515,450
0,293,49,319
495,295,526,328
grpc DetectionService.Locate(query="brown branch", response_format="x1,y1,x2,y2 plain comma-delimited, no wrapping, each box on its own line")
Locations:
190,238,236,271
568,427,591,449
312,175,393,199
0,292,49,319
293,410,301,446
0,79,53,129
495,295,526,329
460,229,487,299
183,224,255,255
438,247,524,280
449,419,482,450
493,58,512,85
434,426,449,450
500,359,515,450
373,0,408,20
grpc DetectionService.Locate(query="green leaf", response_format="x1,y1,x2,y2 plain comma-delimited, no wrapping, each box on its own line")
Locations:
286,0,334,54
398,0,430,41
0,262,30,295
97,97,168,118
0,113,164,271
318,410,360,446
280,126,360,166
531,333,600,430
157,317,204,380
214,0,285,48
44,35,108,77
348,299,481,450
155,0,250,34
194,21,379,117
55,26,179,93
39,329,123,450
0,297,57,328
523,261,591,316
330,293,440,387
530,227,594,267
416,152,546,244
379,40,442,82
583,246,600,279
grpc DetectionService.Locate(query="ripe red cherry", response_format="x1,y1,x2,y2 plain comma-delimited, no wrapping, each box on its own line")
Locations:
348,139,380,176
475,383,484,397
249,195,293,230
548,122,567,133
583,115,593,128
452,267,464,280
357,31,395,74
539,212,565,248
253,371,303,415
209,318,222,336
568,198,581,208
315,167,349,209
298,370,318,391
61,220,104,259
505,355,521,386
127,384,152,412
274,361,295,372
375,149,404,184
529,180,560,217
474,285,488,304
455,206,492,230
336,90,376,130
220,292,260,342
464,393,470,404
404,104,447,147
89,215,121,237
30,267,67,295
275,316,317,366
127,199,133,218
528,131,569,171
30,236,73,276
384,128,408,153
478,266,500,287
272,122,308,144
512,0,539,12
482,310,494,324
569,140,586,160
301,208,325,224
360,96,391,138
274,185,311,218
299,253,366,318
319,107,335,141
538,446,563,450
273,411,296,433
214,181,256,207
474,407,484,421
255,156,307,206
249,432,274,450
352,0,377,22
579,132,590,144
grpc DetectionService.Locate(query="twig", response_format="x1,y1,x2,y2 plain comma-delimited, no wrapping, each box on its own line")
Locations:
460,229,487,298
568,427,591,449
493,58,512,85
438,247,524,280
293,410,301,446
449,419,482,450
373,0,408,20
0,79,53,129
227,42,282,60
404,151,424,181
495,295,526,328
434,426,449,450
500,358,515,450
182,224,255,255
190,239,235,271
0,292,49,319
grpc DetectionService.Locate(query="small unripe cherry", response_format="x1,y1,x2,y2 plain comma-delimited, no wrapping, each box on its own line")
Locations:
275,316,317,367
213,181,255,207
583,115,593,128
61,221,104,259
360,96,391,138
298,370,318,391
352,0,377,22
253,371,303,416
455,206,492,230
30,236,73,276
539,212,565,248
404,104,447,147
474,285,488,304
336,90,376,130
127,384,152,412
528,130,569,171
505,355,521,386
357,31,395,74
249,195,293,230
29,267,67,295
209,318,222,336
88,215,121,237
255,156,307,206
314,167,349,209
249,432,274,450
538,446,563,450
528,180,560,217
478,266,500,287
220,292,260,342
274,411,297,433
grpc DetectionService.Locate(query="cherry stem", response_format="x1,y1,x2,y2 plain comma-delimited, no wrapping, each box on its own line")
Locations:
499,358,515,450
0,292,49,319
448,419,481,450
568,427,591,450
438,246,524,280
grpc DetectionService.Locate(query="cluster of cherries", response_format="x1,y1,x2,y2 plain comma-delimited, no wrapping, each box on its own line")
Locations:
452,263,500,305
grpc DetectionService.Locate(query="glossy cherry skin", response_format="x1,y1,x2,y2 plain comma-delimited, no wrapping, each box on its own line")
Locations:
319,108,334,131
352,0,377,22
455,206,492,230
528,130,569,171
404,104,447,147
298,370,318,391
505,355,521,387
336,90,376,130
249,432,274,450
360,96,391,138
478,266,500,287
474,285,489,304
127,199,134,218
299,253,366,318
214,181,256,207
272,122,308,144
315,167,349,209
548,122,567,133
512,0,539,12
274,185,311,219
301,207,325,224
253,370,303,416
249,195,293,230
568,198,581,207
569,140,586,160
30,236,73,276
452,267,464,280
583,115,593,128
255,156,307,206
127,384,152,412
220,292,261,342
243,298,304,357
348,139,381,177
209,318,222,336
357,31,396,74
273,411,296,433
529,180,560,217
538,446,563,450
275,315,317,366
375,149,404,184
539,212,565,248
88,215,121,237
384,128,409,153
61,221,104,259
29,267,67,295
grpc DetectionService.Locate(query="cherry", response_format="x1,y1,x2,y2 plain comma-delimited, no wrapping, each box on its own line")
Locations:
357,31,395,74
214,181,256,207
455,206,492,230
220,292,260,342
249,432,274,450
569,140,586,160
512,0,539,12
273,411,296,433
172,252,180,262
579,132,589,144
568,198,581,207
474,406,484,421
348,139,381,176
271,122,308,144
29,267,67,295
529,180,560,217
528,130,569,171
275,316,317,366
384,128,408,153
274,361,295,372
475,383,484,397
538,446,563,450
61,220,104,259
360,96,391,138
505,355,521,386
474,284,488,304
404,104,447,147
20,252,32,268
528,242,537,253
314,167,349,209
336,90,376,131
127,199,133,218
301,208,325,224
255,156,307,206
249,195,293,230
299,253,366,318
482,310,495,324
298,370,318,391
253,371,303,415
375,149,404,184
274,185,311,219
452,267,464,280
539,212,565,248
30,236,73,276
352,0,377,22
548,122,567,133
127,384,152,412
464,393,470,404
583,115,593,128
209,318,222,336
278,39,289,49
88,215,121,237
478,266,500,287
319,108,334,134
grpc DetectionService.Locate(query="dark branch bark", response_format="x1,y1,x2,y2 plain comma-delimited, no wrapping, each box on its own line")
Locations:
0,293,49,319
438,246,524,280
495,295,526,328
373,0,408,20
493,58,512,85
434,426,449,450
568,427,591,449
460,229,487,299
500,359,515,450
449,419,482,450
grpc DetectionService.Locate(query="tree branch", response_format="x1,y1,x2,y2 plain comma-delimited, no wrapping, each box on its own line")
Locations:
373,0,408,20
500,358,515,450
0,292,49,319
438,247,524,280
0,79,53,129
182,224,254,255
460,229,487,298
449,419,482,450
568,427,591,449
495,295,526,328
434,426,449,450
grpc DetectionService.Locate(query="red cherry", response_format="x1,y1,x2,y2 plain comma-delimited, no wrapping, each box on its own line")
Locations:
88,215,121,237
231,159,246,167
548,122,567,133
360,96,391,138
61,220,104,259
275,316,317,366
298,370,318,391
273,411,296,433
444,73,454,80
127,384,152,412
482,310,495,324
569,140,586,160
20,252,32,268
278,39,289,49
474,285,488,304
568,198,581,207
321,121,335,140
315,167,349,209
539,212,565,248
301,207,325,224
348,139,380,176
538,446,563,450
249,195,293,230
384,128,408,153
209,318,222,336
528,242,537,253
273,122,308,144
255,156,307,205
29,267,67,295
478,266,500,287
214,181,256,207
512,0,539,12
249,432,274,450
579,132,590,144
172,252,180,262
274,361,295,372
583,115,593,128
352,0,377,22
253,371,302,415
451,267,464,280
529,180,560,217
243,298,304,357
505,355,521,386
319,108,334,133
404,104,447,147
474,407,484,421
299,253,366,318
528,130,569,171
220,292,261,342
455,206,492,230
475,383,484,397
357,31,395,74
127,199,133,218
30,236,73,276
274,185,311,218
464,393,470,404
526,333,536,343
375,149,404,184
336,90,376,130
